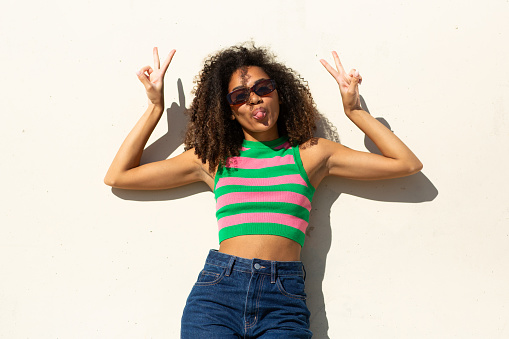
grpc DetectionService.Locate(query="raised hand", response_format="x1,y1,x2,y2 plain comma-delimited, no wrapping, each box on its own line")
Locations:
136,47,176,107
320,51,362,113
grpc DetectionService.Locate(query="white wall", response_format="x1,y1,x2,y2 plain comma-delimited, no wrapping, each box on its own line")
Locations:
1,0,508,337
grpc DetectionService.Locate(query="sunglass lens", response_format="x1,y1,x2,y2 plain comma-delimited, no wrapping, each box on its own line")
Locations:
227,79,276,105
230,90,249,105
254,80,275,96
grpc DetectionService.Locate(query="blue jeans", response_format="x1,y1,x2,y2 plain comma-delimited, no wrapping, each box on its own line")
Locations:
181,250,312,338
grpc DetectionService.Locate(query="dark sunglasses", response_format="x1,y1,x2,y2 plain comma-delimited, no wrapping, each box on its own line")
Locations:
226,79,277,105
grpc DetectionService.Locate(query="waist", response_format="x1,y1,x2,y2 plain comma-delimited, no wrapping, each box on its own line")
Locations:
205,249,305,277
218,234,301,261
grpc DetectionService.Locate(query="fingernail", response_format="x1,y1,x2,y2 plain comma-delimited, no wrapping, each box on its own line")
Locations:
135,70,141,76
354,70,360,77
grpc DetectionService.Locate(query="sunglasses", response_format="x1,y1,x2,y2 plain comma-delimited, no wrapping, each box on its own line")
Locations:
226,79,277,105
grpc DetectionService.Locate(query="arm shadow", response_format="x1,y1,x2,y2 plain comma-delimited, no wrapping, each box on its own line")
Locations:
301,97,438,338
108,90,438,337
111,79,212,202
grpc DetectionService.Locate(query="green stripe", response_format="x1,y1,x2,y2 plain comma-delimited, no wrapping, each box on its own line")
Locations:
217,165,299,178
217,202,310,221
292,145,315,193
215,184,312,200
213,137,314,247
242,136,288,149
239,147,290,159
219,223,306,247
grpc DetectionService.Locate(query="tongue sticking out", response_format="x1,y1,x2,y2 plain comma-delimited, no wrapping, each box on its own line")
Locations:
253,111,266,120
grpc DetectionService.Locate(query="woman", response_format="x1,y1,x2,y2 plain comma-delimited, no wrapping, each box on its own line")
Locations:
104,44,422,338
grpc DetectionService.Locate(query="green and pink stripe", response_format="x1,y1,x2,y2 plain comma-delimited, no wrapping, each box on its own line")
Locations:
214,136,315,246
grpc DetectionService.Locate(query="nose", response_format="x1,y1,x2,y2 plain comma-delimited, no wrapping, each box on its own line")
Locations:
247,91,263,105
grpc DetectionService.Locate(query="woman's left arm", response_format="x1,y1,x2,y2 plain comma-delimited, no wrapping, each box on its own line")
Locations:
313,51,422,182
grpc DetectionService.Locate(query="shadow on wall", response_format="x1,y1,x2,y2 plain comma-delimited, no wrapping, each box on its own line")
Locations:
112,79,211,201
301,96,438,339
111,88,438,338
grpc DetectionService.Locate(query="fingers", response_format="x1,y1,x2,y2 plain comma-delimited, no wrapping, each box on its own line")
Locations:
348,69,362,85
348,74,360,93
332,51,345,73
136,66,154,88
332,52,363,84
322,51,363,98
153,47,160,69
138,65,153,75
160,49,176,75
153,47,176,73
320,59,339,78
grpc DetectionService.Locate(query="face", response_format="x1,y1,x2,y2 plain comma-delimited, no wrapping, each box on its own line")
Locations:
227,66,280,141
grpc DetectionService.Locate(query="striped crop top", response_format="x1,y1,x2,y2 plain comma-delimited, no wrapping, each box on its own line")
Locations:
214,136,315,247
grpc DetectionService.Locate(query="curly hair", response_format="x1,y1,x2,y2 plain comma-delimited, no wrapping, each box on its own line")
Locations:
184,43,319,172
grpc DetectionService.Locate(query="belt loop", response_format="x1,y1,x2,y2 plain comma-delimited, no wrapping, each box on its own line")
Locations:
302,264,306,280
271,261,276,284
225,256,235,277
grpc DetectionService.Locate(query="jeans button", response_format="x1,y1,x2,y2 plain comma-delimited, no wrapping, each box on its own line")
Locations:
254,263,261,269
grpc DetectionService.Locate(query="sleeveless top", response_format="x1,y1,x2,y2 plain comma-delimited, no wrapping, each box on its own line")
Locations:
213,136,316,247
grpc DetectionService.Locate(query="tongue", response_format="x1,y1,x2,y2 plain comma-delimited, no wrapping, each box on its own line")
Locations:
253,111,266,120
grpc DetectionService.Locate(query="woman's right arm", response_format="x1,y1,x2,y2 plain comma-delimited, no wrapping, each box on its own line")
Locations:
104,48,211,190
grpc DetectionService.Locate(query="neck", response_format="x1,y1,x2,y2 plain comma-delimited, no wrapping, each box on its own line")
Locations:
243,130,279,142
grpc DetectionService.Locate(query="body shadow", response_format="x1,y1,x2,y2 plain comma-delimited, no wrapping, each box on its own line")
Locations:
110,90,438,338
301,97,438,338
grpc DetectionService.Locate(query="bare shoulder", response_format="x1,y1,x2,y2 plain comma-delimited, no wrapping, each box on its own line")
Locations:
183,148,216,190
298,137,346,188
299,137,346,160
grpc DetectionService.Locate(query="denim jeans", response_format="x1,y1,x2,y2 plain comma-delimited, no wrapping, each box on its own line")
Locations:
181,250,312,338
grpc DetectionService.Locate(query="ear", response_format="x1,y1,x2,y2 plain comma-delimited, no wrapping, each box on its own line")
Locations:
230,112,236,120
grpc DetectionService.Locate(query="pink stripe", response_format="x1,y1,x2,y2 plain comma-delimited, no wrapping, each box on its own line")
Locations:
273,141,291,150
216,174,307,189
226,154,294,169
218,213,308,232
240,147,250,151
216,191,311,211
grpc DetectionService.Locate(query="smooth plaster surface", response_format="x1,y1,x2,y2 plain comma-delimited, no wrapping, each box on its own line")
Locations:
1,0,508,337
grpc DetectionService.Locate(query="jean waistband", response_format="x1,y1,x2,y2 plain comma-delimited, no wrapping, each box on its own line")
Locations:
205,250,305,279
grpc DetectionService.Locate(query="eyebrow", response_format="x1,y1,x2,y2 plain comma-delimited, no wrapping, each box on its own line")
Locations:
231,78,268,92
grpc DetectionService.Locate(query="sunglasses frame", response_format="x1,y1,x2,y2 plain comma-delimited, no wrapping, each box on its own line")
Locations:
226,79,277,105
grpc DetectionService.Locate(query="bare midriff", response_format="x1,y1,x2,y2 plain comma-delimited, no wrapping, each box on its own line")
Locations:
218,235,302,261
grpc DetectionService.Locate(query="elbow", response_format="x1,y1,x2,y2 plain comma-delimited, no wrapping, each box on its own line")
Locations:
393,158,423,178
407,159,423,175
104,169,132,189
104,173,118,187
416,161,423,172
104,176,114,187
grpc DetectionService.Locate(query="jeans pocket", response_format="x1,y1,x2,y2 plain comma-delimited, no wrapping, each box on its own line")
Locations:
194,264,225,286
276,275,307,300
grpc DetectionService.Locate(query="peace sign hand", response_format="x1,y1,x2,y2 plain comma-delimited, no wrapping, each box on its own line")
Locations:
136,47,176,107
320,51,363,114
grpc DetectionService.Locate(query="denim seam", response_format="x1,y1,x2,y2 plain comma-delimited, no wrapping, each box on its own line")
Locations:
204,262,227,268
207,262,303,276
231,269,302,276
276,277,307,300
245,275,264,330
195,270,226,286
201,271,219,277
232,268,254,274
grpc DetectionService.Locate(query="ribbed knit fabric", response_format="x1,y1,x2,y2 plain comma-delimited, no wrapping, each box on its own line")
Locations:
214,136,315,247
